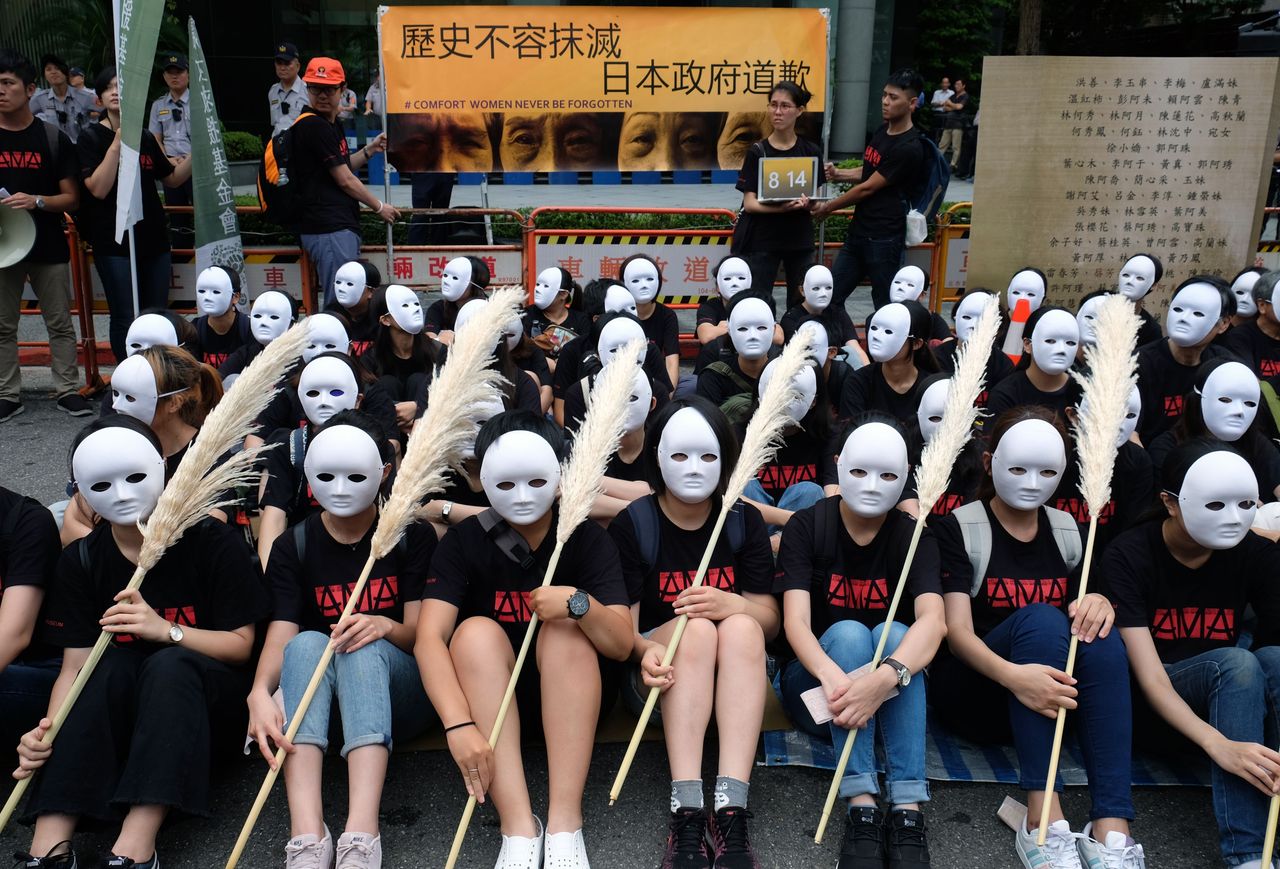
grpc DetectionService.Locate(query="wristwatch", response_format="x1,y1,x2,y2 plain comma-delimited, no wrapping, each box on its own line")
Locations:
168,622,185,644
567,589,590,621
880,657,910,688
440,500,453,525
34,197,45,211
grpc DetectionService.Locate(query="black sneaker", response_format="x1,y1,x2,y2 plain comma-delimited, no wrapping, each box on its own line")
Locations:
98,855,158,869
56,394,93,417
12,841,76,869
886,809,930,868
660,807,711,869
0,399,24,424
837,806,885,869
708,806,759,869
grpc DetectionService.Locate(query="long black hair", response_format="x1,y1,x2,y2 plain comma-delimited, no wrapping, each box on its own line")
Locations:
442,256,492,324
1016,305,1077,372
365,285,438,377
643,396,740,500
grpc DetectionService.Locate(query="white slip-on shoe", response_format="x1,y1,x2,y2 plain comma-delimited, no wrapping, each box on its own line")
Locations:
1077,824,1146,869
335,832,382,869
496,816,544,869
285,825,334,869
543,828,589,869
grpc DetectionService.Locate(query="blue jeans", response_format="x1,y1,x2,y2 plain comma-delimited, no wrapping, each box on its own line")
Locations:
775,621,929,804
300,228,361,308
1164,645,1280,867
281,632,435,757
95,252,172,363
0,658,59,768
742,478,824,535
832,235,905,310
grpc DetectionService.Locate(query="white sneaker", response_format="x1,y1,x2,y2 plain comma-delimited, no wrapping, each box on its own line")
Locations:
335,832,381,869
543,828,589,868
1015,819,1084,869
285,825,334,869
1077,824,1146,869
495,816,544,869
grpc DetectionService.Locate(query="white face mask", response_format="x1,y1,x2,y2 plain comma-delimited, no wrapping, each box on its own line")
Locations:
1166,282,1223,348
303,313,350,363
991,418,1066,511
1198,362,1259,442
460,396,506,461
759,359,817,424
304,425,385,517
384,284,424,334
1076,296,1104,347
728,297,774,360
502,317,522,352
453,298,488,337
889,265,926,303
1007,270,1046,313
298,356,358,425
604,284,637,316
837,422,909,518
868,303,911,363
624,370,653,433
797,321,830,366
111,355,162,426
195,267,234,317
1029,309,1079,375
1176,451,1258,550
125,314,178,356
916,379,949,443
716,257,752,301
598,317,647,366
480,430,561,526
441,258,475,303
333,261,367,308
954,292,993,344
251,291,293,345
657,407,722,504
1117,256,1157,301
802,265,833,311
1079,386,1141,449
1230,271,1260,318
623,258,660,305
73,427,166,526
533,267,564,311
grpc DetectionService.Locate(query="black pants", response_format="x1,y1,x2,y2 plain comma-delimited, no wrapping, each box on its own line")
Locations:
0,658,59,773
745,249,812,310
408,173,457,246
24,645,249,823
832,234,905,310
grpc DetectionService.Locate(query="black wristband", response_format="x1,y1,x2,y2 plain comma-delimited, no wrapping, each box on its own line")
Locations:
445,720,476,733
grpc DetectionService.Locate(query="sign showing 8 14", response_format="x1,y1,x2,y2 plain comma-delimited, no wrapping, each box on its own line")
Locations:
757,156,820,201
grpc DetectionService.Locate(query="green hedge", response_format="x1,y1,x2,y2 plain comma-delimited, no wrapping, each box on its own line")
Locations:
223,131,264,162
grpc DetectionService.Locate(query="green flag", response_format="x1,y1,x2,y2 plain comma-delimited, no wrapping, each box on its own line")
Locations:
188,18,245,287
113,0,165,243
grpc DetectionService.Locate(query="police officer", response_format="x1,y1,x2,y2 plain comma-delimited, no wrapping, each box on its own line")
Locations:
148,53,193,207
268,41,309,137
29,54,94,143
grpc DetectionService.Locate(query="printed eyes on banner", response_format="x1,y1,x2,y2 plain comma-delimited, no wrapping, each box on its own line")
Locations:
618,112,717,171
500,113,608,172
716,112,770,170
387,113,496,173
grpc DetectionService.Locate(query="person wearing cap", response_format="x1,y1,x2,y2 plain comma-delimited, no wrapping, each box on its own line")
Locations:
363,71,381,132
68,68,97,120
292,57,399,306
148,53,193,208
269,42,309,137
29,54,94,144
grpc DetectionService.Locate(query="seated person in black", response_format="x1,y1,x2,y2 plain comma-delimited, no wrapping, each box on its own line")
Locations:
417,396,505,538
526,267,591,371
984,306,1082,434
1219,269,1280,383
326,259,382,355
619,253,681,395
218,290,297,381
425,255,490,344
190,266,250,369
779,264,865,364
886,265,952,341
696,255,781,346
561,313,673,430
838,300,939,427
695,295,777,422
1114,253,1165,350
934,290,1013,409
359,284,443,439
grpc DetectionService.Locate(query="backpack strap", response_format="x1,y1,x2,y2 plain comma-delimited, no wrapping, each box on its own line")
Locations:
951,501,991,597
290,426,308,505
1262,381,1280,434
810,496,840,585
1044,507,1083,571
628,496,661,577
706,360,754,396
579,375,593,412
477,509,535,571
78,535,91,574
41,120,60,170
292,520,307,563
725,499,746,552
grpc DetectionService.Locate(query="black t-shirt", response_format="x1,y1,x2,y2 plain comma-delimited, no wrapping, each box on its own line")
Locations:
981,371,1081,433
1219,319,1280,382
753,425,827,502
424,300,457,336
259,425,319,524
422,512,629,650
552,337,587,400
0,489,61,661
639,303,680,358
944,92,970,128
780,303,856,348
1136,308,1163,351
322,301,380,353
256,379,399,445
77,123,173,257
414,364,540,418
266,513,435,634
360,347,432,392
736,137,823,252
1136,341,1222,445
514,344,552,390
192,312,250,369
849,125,924,240
563,370,667,436
290,112,359,235
604,450,647,483
777,500,942,637
935,502,1076,640
437,469,490,509
697,295,779,331
837,362,923,426
218,341,264,379
934,342,1015,409
42,519,268,652
610,496,774,633
1148,430,1280,504
1103,520,1280,663
0,119,77,264
1051,441,1154,557
696,355,761,408
524,307,591,359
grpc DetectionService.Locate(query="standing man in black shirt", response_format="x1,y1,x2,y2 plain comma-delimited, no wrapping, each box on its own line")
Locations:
938,78,970,170
815,70,926,311
0,49,86,423
291,57,399,308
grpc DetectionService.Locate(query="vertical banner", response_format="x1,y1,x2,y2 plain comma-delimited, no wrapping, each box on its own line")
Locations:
969,56,1280,313
113,0,165,242
188,18,246,287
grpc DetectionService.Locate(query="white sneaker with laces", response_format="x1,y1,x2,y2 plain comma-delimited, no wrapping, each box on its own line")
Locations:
284,825,334,869
1015,818,1085,869
543,828,589,868
335,832,381,869
1077,824,1146,869
495,816,544,869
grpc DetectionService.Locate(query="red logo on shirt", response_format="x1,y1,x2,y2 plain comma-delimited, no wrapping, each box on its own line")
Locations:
349,340,371,357
313,576,400,618
863,143,883,170
658,567,735,602
203,351,230,368
985,577,1068,609
931,493,966,517
1053,497,1115,526
494,589,533,623
1151,607,1236,642
827,575,889,611
0,151,43,169
1261,359,1280,378
1163,395,1184,418
115,605,197,644
756,463,817,491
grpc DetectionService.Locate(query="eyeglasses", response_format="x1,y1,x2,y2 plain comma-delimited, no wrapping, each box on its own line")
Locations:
768,102,797,111
306,85,339,97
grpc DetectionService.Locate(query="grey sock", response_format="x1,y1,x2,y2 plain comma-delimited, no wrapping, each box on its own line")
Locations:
671,779,704,812
713,776,749,811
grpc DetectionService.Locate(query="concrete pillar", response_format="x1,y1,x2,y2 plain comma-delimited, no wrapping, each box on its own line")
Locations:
831,0,877,157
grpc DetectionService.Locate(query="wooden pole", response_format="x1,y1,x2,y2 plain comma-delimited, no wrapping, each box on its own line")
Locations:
1261,788,1280,867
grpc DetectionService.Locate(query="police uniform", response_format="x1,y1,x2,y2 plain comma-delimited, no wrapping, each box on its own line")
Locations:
29,87,94,143
268,42,310,137
150,54,193,207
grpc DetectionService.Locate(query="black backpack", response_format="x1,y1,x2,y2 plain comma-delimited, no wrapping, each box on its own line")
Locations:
258,109,317,227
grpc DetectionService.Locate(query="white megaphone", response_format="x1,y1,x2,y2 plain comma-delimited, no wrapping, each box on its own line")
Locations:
0,204,37,269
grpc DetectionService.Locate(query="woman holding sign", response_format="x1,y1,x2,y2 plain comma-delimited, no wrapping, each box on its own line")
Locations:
733,81,823,309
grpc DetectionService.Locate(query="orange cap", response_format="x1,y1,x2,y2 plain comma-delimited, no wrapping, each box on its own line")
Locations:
302,57,345,85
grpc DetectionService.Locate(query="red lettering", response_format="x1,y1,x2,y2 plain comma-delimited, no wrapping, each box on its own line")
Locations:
1163,394,1184,418
756,463,817,491
1261,359,1280,378
931,492,966,517
1052,497,1115,526
0,151,43,169
349,340,372,358
658,566,736,603
827,574,889,611
313,576,401,618
493,589,533,623
115,604,197,644
985,577,1069,609
1151,606,1236,642
202,351,230,368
